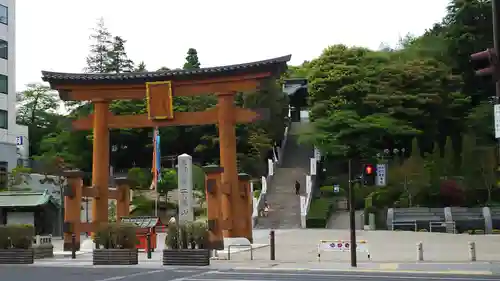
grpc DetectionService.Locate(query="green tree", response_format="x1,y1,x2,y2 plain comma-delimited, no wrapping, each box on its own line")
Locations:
85,17,112,73
183,48,201,69
135,61,147,72
107,36,134,73
157,168,177,207
16,83,62,157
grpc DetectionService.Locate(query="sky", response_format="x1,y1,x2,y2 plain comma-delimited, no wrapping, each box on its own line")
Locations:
16,0,450,92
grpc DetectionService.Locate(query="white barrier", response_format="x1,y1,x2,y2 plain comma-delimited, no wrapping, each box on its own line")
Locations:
317,240,370,261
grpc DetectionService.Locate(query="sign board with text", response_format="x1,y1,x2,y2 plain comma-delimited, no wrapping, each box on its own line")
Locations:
376,164,387,187
495,104,500,139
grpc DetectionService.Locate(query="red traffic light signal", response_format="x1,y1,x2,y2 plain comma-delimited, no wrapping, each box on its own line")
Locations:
365,164,373,175
470,48,498,77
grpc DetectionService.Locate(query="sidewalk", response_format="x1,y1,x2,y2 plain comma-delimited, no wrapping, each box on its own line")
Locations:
226,229,500,263
209,260,498,275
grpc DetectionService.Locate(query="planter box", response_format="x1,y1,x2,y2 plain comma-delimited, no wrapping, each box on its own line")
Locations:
34,244,54,259
0,248,34,264
93,249,138,265
163,249,210,266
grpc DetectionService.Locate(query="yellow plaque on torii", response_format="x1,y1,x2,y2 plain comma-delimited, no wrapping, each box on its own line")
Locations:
145,81,174,120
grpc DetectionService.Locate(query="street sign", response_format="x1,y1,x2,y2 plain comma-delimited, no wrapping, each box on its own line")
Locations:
376,164,387,186
495,104,500,139
314,147,321,161
333,184,340,193
16,136,23,145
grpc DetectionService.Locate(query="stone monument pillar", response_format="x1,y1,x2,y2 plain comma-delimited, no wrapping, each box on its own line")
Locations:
177,153,194,223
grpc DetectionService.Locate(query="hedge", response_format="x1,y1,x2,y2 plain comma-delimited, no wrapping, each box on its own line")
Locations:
319,186,345,197
306,198,334,228
253,190,261,198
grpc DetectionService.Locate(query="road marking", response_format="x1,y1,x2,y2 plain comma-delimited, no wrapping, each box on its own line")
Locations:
95,270,217,281
379,263,399,270
232,267,493,275
94,269,167,281
169,271,218,281
213,270,495,279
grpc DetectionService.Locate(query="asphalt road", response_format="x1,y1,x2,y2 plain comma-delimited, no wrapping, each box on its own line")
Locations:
0,267,498,281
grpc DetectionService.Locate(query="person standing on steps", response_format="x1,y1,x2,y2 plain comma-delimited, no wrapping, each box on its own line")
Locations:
295,180,301,195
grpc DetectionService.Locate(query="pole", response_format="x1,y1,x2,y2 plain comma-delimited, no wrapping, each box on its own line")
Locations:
493,0,500,176
59,184,64,239
155,193,158,217
147,232,152,259
348,159,357,267
153,127,159,217
71,233,76,259
270,230,276,260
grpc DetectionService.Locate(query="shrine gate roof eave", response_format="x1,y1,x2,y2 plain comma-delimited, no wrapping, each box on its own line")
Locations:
41,55,291,86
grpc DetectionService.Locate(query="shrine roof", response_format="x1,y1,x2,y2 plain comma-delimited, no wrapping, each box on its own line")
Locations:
41,55,291,85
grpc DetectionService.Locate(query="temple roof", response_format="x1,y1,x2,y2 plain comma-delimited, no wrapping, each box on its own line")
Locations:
41,55,291,85
0,190,59,208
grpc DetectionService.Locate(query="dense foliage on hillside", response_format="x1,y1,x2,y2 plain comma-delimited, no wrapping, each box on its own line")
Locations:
293,0,500,207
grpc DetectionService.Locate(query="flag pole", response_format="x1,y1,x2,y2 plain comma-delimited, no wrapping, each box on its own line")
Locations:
154,127,160,217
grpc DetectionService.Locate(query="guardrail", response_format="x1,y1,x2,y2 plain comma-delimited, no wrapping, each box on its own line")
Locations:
392,221,418,231
391,220,456,233
429,221,456,233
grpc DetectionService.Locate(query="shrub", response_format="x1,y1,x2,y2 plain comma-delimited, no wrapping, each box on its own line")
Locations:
254,190,261,198
320,186,345,197
0,225,8,249
253,181,262,191
306,198,333,228
0,224,34,249
165,221,208,249
192,221,208,249
363,206,377,225
194,206,206,218
95,223,137,249
166,223,179,249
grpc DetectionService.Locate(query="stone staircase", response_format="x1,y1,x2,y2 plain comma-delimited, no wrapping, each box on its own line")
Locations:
255,125,312,229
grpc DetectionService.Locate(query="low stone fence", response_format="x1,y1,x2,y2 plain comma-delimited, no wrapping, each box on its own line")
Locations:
32,235,54,259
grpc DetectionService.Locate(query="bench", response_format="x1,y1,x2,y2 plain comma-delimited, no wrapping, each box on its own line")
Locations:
224,237,253,260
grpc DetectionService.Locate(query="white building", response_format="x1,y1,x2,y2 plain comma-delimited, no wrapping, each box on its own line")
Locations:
0,0,29,187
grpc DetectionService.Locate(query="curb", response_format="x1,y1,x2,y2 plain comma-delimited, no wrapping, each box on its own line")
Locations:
231,267,494,275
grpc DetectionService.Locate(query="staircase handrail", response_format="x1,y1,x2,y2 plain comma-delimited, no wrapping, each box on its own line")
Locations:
301,147,321,227
276,118,291,167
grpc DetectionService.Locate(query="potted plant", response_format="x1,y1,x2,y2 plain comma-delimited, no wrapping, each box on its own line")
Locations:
93,223,138,265
163,221,210,266
0,224,35,264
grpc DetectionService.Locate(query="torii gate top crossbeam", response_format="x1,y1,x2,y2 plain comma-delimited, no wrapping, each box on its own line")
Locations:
41,55,291,101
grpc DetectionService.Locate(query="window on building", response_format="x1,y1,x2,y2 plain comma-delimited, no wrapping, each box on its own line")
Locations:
0,75,7,94
0,40,7,60
0,109,7,129
0,5,7,25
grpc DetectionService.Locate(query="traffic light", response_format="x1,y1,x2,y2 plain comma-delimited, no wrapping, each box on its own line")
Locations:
470,48,499,79
362,164,376,186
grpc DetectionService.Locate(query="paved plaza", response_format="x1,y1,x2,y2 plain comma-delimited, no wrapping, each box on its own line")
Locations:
5,228,500,280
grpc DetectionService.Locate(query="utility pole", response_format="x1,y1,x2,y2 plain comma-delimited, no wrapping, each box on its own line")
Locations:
470,0,500,184
348,158,357,267
493,0,500,176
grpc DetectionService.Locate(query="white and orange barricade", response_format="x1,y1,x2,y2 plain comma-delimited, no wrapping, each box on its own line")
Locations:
317,239,371,261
